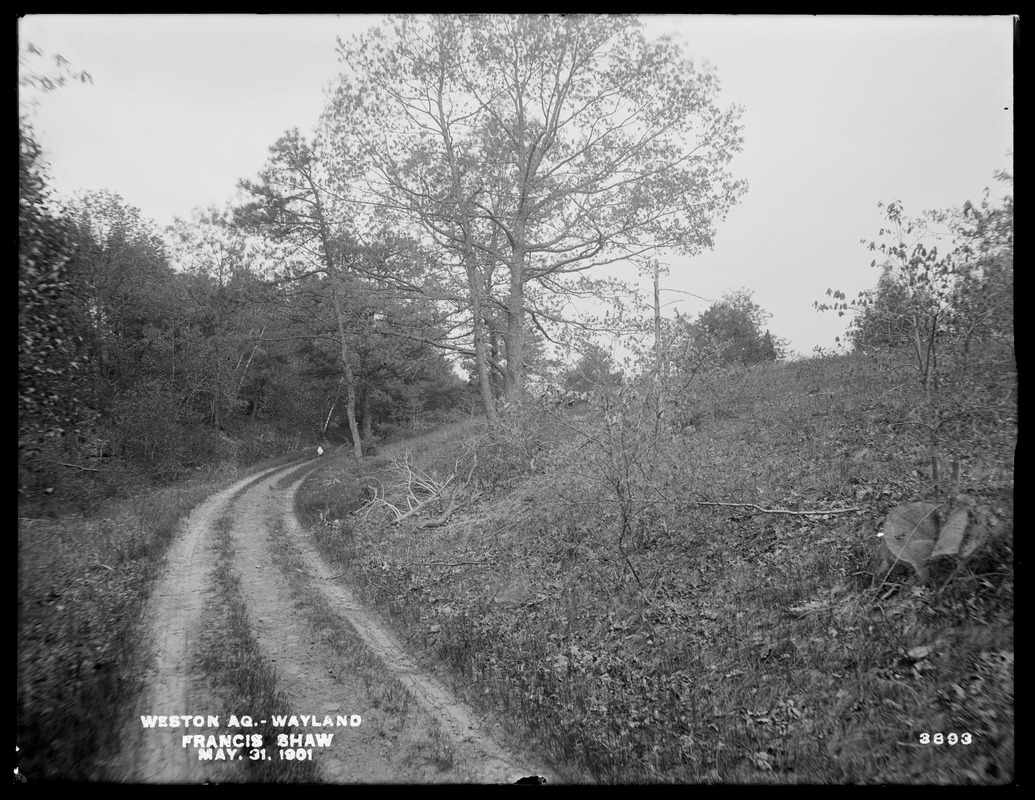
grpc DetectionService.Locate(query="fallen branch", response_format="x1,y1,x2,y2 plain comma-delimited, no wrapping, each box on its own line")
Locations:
402,560,490,568
355,480,402,523
557,496,865,516
418,452,477,530
46,459,99,472
417,504,455,529
692,501,864,516
395,489,447,524
391,451,456,525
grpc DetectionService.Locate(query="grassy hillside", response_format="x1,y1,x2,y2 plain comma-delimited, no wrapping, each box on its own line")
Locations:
298,348,1015,784
16,347,1013,784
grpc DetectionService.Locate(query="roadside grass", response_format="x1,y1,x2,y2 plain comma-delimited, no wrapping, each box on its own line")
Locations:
407,719,462,777
297,349,1014,784
266,514,417,719
16,449,310,783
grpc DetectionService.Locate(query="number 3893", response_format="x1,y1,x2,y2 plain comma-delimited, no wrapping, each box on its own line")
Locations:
919,732,973,745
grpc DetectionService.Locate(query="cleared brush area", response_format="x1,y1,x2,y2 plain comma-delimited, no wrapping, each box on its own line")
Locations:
297,349,1014,784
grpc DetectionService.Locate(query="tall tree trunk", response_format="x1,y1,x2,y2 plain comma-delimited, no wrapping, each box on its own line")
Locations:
361,390,372,440
331,283,362,463
212,337,223,434
310,176,363,462
505,244,526,403
323,376,343,434
466,261,497,423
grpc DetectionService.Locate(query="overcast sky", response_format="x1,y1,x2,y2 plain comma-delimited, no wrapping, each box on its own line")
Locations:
19,14,1014,356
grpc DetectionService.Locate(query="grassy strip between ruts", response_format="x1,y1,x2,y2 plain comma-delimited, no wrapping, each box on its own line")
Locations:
186,511,320,783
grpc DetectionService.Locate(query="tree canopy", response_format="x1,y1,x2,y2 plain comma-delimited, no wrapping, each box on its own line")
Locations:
19,16,752,507
819,171,1014,362
667,289,784,372
559,342,623,394
321,14,747,412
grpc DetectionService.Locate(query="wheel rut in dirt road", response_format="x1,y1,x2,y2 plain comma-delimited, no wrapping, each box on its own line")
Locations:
237,462,559,784
132,459,559,784
130,466,283,784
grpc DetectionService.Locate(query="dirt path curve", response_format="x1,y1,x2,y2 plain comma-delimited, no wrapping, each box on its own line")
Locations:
129,466,282,784
129,460,558,784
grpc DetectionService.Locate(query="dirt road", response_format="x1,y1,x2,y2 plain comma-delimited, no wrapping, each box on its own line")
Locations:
126,459,557,784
